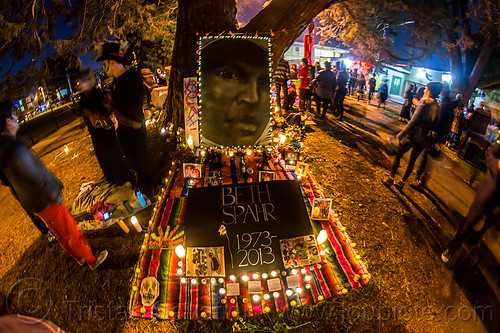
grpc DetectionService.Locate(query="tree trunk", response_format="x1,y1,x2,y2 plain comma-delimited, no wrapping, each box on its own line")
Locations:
161,0,338,129
162,0,237,128
463,36,497,102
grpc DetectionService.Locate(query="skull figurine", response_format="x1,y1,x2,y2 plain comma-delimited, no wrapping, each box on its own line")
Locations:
140,276,160,307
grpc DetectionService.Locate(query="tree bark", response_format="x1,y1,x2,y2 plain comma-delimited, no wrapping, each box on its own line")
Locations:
163,0,237,127
161,0,338,129
463,36,497,102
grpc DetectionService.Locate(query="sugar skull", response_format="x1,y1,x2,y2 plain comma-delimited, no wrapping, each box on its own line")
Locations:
140,276,160,307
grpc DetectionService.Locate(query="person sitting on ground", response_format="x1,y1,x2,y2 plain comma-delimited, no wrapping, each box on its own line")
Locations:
0,101,108,269
382,82,443,189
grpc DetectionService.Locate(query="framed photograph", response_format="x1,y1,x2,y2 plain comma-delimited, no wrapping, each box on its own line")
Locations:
199,36,271,147
284,150,299,170
183,163,203,179
310,198,333,220
280,235,321,269
185,246,225,277
259,170,276,182
295,161,309,177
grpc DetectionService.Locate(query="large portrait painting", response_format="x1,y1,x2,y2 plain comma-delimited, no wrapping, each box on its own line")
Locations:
199,36,272,147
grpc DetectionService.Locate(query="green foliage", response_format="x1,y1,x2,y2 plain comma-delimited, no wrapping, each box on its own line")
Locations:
317,0,498,64
0,0,177,96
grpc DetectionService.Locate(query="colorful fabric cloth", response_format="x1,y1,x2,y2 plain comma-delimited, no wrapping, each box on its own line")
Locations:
129,150,370,319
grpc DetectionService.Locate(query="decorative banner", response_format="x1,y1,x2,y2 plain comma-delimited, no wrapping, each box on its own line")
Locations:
183,77,200,147
199,36,272,147
184,180,314,275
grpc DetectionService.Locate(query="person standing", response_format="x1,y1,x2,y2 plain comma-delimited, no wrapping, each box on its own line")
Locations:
0,101,107,269
382,82,443,189
399,84,414,122
446,94,465,148
367,75,376,104
76,69,133,185
272,57,291,113
355,74,366,101
377,80,389,109
97,41,154,199
331,65,349,121
441,143,500,263
310,61,336,119
298,58,312,113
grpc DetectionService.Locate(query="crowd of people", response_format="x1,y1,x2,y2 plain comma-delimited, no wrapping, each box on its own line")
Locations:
273,57,499,266
273,58,403,121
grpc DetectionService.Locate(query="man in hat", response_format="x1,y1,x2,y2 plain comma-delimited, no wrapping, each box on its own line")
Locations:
97,41,154,199
0,101,107,269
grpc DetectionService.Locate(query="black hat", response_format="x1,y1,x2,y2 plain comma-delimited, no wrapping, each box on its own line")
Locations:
426,82,444,99
96,42,126,62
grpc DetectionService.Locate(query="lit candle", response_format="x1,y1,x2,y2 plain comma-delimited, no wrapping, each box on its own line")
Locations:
130,216,142,232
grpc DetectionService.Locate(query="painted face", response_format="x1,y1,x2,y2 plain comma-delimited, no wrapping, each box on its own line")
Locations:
200,39,270,147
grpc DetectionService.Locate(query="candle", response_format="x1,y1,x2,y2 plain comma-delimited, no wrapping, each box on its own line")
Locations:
130,216,142,232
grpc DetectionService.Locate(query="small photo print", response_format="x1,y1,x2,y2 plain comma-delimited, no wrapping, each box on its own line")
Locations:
311,198,332,220
284,151,299,169
183,163,203,179
259,170,276,182
186,247,225,277
280,235,321,269
295,161,309,177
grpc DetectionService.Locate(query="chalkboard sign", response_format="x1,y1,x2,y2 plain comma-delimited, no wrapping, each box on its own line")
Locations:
184,180,314,275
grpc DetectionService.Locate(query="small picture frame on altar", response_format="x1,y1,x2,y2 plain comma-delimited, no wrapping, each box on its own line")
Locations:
280,235,321,269
284,150,299,170
185,246,225,277
311,198,332,220
259,170,276,182
183,163,202,179
295,161,309,177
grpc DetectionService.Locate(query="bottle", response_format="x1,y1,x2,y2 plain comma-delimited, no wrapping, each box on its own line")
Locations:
136,190,147,207
117,219,130,233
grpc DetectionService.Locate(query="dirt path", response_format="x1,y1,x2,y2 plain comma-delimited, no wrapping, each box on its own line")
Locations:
0,99,493,332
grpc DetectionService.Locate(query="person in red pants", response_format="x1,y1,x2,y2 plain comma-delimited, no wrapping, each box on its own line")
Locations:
0,101,107,269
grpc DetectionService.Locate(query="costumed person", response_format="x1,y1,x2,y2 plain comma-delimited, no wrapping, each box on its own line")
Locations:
97,41,154,199
0,101,108,269
399,84,414,122
382,82,443,189
76,69,132,185
377,79,389,109
272,57,291,113
310,61,336,119
441,143,500,263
